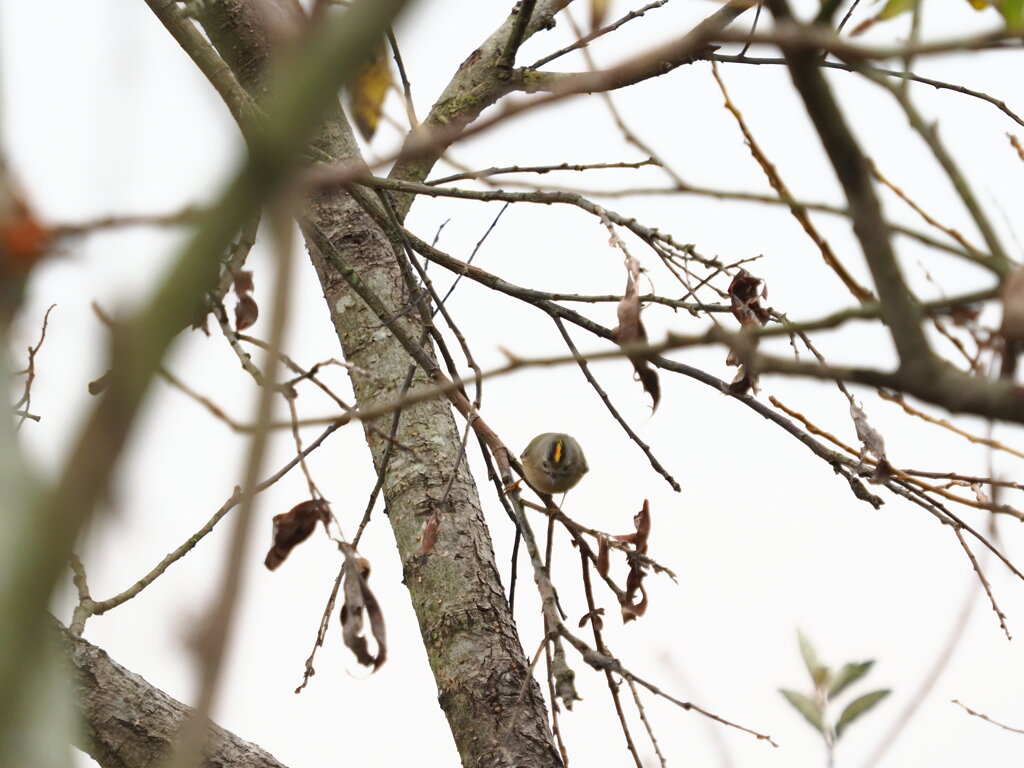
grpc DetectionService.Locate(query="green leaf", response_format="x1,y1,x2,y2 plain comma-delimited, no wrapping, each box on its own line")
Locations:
835,689,891,738
879,0,914,19
828,660,874,698
780,689,826,734
1002,0,1024,28
797,630,829,688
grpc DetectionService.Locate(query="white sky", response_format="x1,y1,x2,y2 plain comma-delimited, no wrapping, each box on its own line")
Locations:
4,1,1024,766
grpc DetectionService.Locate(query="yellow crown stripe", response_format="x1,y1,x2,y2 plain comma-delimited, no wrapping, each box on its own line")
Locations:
552,439,563,464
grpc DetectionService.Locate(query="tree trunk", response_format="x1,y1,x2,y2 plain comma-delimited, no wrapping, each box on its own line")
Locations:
189,3,560,766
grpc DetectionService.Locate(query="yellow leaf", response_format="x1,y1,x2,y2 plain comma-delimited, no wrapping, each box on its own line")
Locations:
348,46,392,142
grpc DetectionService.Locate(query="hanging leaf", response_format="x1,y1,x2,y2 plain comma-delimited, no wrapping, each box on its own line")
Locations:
348,45,393,141
611,259,660,410
632,500,650,552
233,269,254,296
850,401,885,459
828,660,874,698
728,269,770,328
835,689,891,737
340,549,388,671
620,580,648,622
579,607,605,630
780,689,826,734
264,499,331,570
235,294,259,331
618,500,651,623
597,535,610,577
725,269,769,390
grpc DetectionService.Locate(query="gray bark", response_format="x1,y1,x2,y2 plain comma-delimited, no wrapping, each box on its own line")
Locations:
60,624,288,768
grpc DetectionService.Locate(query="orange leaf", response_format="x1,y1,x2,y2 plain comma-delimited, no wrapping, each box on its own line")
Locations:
1,194,52,276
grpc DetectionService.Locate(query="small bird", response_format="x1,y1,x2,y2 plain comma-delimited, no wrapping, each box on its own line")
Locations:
520,433,589,495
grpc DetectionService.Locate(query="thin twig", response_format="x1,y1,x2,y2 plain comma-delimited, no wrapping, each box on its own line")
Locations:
553,317,680,491
13,304,56,430
953,527,1010,640
580,553,645,768
951,700,1024,735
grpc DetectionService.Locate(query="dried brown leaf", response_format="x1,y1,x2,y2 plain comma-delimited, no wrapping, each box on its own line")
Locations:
617,501,652,623
420,508,442,556
726,270,769,383
620,581,648,623
728,366,758,396
235,294,259,331
851,400,886,461
340,549,387,671
597,535,610,577
728,269,770,328
611,260,660,410
348,46,392,142
869,458,894,485
264,499,331,570
633,499,650,553
579,607,605,630
233,270,254,296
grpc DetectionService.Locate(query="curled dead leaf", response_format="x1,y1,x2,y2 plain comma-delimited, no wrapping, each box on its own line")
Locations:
633,500,650,553
621,581,648,623
420,508,442,556
616,500,652,623
233,269,254,296
264,499,331,570
611,259,660,410
869,458,894,485
579,607,605,630
728,269,770,328
235,294,259,331
850,400,886,461
597,535,610,577
340,548,387,671
727,366,758,396
726,269,769,387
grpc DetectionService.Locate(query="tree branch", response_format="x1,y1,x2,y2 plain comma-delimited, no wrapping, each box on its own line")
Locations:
58,622,289,768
